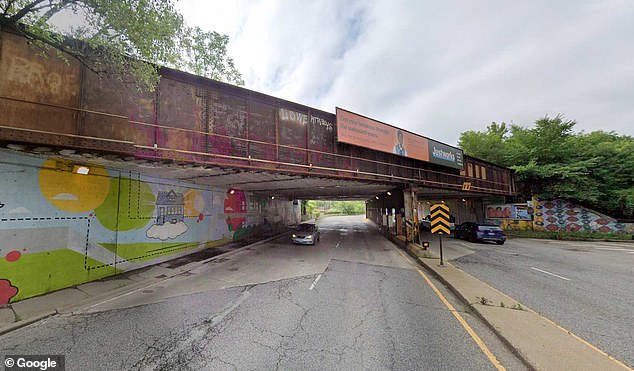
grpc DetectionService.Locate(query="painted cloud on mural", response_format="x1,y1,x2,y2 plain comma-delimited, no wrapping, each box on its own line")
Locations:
8,207,30,214
146,221,189,240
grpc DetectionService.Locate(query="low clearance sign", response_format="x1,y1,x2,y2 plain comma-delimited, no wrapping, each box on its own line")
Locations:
336,108,463,169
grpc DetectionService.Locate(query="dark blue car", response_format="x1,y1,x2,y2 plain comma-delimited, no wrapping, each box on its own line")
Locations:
455,222,506,245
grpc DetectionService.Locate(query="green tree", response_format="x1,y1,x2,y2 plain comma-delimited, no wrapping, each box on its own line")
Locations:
0,0,243,90
456,122,509,166
459,116,634,219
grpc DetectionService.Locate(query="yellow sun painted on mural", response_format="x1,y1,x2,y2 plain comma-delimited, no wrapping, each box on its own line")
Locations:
39,158,110,212
183,189,205,217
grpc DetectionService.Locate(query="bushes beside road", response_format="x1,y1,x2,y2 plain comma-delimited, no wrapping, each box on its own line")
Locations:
506,230,633,241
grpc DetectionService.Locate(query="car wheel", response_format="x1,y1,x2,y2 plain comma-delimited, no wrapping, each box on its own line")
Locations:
496,241,505,245
469,235,476,243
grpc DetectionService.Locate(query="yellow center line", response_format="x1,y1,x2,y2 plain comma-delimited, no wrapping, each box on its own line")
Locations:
416,268,506,371
394,248,506,371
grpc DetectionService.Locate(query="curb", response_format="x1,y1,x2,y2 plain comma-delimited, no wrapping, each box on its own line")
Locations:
0,311,56,336
0,231,288,336
403,245,534,369
192,232,287,268
399,241,632,371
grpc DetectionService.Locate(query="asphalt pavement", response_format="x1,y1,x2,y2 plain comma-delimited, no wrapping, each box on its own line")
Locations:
443,236,634,368
0,216,526,370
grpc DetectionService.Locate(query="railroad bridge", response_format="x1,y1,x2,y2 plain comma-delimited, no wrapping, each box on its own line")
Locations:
0,29,515,302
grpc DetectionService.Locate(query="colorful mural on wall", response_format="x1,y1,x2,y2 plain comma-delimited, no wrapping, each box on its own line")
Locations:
534,198,633,233
487,196,633,233
0,150,300,304
485,204,531,220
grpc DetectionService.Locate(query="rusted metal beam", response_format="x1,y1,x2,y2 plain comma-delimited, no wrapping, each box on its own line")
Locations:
0,125,134,153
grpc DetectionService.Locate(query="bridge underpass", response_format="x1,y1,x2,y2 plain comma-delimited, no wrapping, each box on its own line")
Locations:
0,27,535,370
0,28,515,305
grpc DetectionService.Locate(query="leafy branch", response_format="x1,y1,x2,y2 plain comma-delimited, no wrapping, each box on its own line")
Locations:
0,0,244,91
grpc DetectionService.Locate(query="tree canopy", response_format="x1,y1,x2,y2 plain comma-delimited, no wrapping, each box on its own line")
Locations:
459,116,634,219
0,0,244,90
302,200,366,216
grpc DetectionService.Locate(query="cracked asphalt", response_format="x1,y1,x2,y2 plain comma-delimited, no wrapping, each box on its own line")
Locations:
0,216,526,370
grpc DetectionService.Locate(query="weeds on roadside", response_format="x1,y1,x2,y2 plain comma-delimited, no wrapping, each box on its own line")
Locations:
478,296,493,306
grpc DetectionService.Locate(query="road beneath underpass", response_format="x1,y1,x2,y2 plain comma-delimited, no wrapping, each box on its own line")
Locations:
0,216,526,370
433,235,634,368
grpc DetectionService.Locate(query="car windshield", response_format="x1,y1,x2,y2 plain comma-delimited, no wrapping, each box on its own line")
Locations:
297,224,315,232
478,225,503,232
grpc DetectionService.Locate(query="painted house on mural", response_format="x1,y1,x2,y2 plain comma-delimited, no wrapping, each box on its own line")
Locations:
156,190,185,225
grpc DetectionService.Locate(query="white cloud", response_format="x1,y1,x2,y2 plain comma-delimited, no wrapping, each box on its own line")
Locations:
8,207,30,214
178,1,634,145
52,193,79,201
146,221,189,240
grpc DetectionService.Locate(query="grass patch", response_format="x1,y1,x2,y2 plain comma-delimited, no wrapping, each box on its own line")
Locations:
506,230,633,241
0,249,120,302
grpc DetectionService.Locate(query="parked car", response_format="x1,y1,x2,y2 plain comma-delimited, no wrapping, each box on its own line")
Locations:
455,222,506,245
291,223,320,245
421,216,431,231
420,215,456,231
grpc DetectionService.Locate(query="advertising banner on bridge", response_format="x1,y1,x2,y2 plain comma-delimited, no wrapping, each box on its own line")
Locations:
335,108,463,169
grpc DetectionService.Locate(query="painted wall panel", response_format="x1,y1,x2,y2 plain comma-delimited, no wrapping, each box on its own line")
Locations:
0,150,298,304
531,198,633,233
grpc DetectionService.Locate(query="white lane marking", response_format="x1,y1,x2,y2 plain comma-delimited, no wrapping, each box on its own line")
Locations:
83,278,168,310
209,290,251,327
154,289,252,365
309,274,322,290
595,247,626,251
335,242,340,249
627,251,634,254
530,267,571,281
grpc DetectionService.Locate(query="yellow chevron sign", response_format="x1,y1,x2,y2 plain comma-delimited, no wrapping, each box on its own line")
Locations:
430,203,451,234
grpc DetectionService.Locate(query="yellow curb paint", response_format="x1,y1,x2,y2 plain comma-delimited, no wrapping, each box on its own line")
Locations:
394,247,505,370
415,268,506,371
398,248,633,371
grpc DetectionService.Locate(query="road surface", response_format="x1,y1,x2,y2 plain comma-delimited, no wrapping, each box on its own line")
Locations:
0,216,526,370
434,235,634,368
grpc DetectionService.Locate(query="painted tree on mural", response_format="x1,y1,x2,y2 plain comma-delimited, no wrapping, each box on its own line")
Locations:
0,0,244,90
459,116,634,219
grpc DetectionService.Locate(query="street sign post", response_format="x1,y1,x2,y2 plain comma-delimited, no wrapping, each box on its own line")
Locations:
430,203,451,265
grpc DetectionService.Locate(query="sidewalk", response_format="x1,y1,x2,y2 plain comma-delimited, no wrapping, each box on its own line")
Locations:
0,231,287,335
403,242,632,371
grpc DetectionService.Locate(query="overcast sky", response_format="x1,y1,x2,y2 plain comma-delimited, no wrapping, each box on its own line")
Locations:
177,0,634,146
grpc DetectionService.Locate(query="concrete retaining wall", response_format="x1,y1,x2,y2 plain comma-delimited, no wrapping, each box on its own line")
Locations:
0,150,300,303
488,197,633,233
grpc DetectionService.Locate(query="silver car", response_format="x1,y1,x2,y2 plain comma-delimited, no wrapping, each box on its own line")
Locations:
291,223,320,245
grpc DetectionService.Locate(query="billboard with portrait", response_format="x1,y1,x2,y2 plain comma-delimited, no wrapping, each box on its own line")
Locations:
335,107,463,169
486,204,532,220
